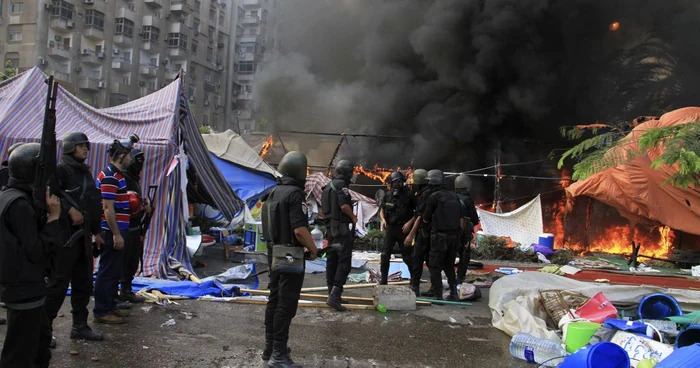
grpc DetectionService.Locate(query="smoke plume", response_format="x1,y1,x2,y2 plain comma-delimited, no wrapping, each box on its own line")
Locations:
255,0,700,173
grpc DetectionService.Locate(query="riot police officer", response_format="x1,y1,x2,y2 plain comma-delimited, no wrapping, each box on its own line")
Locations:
261,151,317,368
454,174,480,283
120,148,148,304
45,132,104,344
404,169,433,296
379,171,415,285
321,159,357,312
0,143,25,190
422,170,463,300
0,143,66,368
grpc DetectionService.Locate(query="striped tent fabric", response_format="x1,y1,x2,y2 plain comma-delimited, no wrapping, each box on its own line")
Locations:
304,172,376,204
0,67,244,278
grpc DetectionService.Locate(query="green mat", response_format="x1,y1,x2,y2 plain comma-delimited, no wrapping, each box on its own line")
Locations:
668,310,700,325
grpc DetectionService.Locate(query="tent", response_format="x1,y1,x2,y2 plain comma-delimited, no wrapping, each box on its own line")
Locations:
203,129,279,204
566,107,700,236
0,67,245,278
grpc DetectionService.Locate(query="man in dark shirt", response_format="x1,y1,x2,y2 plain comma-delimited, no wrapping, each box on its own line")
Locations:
0,143,24,190
321,160,357,311
404,169,433,296
0,143,67,368
261,151,317,367
454,174,480,283
378,171,415,285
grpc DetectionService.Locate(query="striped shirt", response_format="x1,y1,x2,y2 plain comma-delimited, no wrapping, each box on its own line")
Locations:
96,164,130,231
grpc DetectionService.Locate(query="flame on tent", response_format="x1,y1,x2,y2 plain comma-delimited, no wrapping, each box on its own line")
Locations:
259,135,274,158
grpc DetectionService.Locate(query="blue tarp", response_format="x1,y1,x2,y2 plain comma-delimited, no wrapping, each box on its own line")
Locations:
210,154,277,203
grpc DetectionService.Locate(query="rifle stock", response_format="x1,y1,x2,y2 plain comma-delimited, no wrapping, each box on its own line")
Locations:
33,76,61,223
141,185,158,237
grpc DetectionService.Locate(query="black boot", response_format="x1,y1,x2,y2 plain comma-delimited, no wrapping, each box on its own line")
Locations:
268,342,302,368
326,286,347,312
410,286,420,297
70,317,104,342
446,285,459,301
379,254,389,285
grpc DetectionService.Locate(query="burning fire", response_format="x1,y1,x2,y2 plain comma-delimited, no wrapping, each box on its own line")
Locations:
609,21,620,31
353,164,396,183
259,135,274,158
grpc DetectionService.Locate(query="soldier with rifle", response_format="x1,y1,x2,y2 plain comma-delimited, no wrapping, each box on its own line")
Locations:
45,131,105,345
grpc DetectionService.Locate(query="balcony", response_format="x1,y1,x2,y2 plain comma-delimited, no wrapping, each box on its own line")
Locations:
140,86,157,96
237,92,253,101
167,48,188,59
116,7,136,20
139,64,158,77
141,40,159,52
111,57,132,71
170,0,190,15
241,16,260,25
113,35,133,48
237,109,252,119
237,34,258,44
47,71,71,83
239,53,255,62
237,73,255,82
169,22,188,34
142,15,158,27
204,80,218,91
47,44,72,60
110,82,131,95
164,68,179,80
83,25,104,40
144,0,162,8
242,0,260,7
77,77,101,91
79,49,104,65
50,16,75,32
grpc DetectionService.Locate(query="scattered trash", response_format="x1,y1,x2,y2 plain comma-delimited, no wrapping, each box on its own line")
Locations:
537,252,552,264
161,318,176,327
58,313,65,318
141,306,153,313
376,304,387,313
91,357,100,362
610,331,674,366
70,350,79,356
143,346,149,349
495,267,523,275
538,264,563,275
180,311,193,320
692,265,700,277
559,265,581,275
449,317,457,323
575,292,618,323
595,278,610,283
559,342,629,368
638,294,683,320
509,333,567,367
348,271,371,284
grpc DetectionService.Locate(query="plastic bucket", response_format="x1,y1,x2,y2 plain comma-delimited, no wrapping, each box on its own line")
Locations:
676,325,700,348
637,294,683,320
566,322,602,353
576,292,619,323
559,342,630,368
538,233,555,249
656,343,700,368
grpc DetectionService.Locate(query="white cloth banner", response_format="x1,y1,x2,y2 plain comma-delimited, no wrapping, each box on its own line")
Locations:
476,195,543,246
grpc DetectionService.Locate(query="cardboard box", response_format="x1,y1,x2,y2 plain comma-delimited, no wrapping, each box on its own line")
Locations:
244,222,267,253
610,331,674,367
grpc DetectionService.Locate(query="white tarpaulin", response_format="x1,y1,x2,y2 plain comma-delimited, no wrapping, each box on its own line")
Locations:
476,195,543,246
490,272,700,342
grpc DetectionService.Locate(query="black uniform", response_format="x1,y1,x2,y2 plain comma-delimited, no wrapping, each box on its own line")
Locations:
410,186,433,290
0,178,67,368
380,185,415,284
422,187,463,298
456,192,479,282
321,175,354,290
0,164,8,189
261,176,308,359
44,155,102,332
122,171,144,293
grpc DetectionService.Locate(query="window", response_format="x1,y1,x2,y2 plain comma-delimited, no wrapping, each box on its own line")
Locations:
238,61,255,74
149,57,158,66
147,81,156,90
110,93,128,107
237,7,243,19
202,114,209,125
51,0,74,20
189,65,196,74
193,18,200,33
115,18,134,37
10,2,22,13
236,25,243,37
142,26,160,42
7,26,21,42
218,10,224,25
206,47,213,62
194,0,200,13
204,72,211,82
208,7,215,21
85,9,105,30
217,32,224,44
123,50,132,62
191,39,198,54
4,53,19,69
240,43,255,53
167,33,187,49
187,87,194,97
208,26,215,38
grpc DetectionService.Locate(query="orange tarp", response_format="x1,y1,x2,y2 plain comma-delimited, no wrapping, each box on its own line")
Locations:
566,107,700,235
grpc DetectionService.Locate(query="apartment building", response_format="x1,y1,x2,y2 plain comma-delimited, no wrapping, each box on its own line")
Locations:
230,0,280,132
0,0,233,131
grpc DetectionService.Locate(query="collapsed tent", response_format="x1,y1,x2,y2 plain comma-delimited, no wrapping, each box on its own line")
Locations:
0,67,244,278
566,107,700,235
305,172,379,235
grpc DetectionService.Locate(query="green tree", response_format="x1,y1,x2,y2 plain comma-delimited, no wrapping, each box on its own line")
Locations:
199,125,212,134
2,61,17,80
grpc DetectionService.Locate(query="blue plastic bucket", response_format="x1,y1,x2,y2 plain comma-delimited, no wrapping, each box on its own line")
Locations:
656,343,700,368
637,294,683,320
538,233,555,249
559,342,630,368
676,325,700,348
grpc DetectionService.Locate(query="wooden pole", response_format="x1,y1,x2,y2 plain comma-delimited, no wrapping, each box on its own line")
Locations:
416,298,472,306
300,281,411,293
200,296,376,310
239,289,432,306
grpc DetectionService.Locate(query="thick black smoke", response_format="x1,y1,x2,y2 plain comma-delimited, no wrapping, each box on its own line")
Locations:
255,0,700,176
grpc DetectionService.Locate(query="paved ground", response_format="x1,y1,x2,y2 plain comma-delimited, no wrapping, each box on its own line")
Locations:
0,249,530,368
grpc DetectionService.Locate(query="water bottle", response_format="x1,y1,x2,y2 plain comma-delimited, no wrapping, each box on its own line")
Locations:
509,333,567,367
311,225,324,249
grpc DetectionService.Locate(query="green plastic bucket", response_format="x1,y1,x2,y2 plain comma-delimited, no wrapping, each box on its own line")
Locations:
566,322,602,353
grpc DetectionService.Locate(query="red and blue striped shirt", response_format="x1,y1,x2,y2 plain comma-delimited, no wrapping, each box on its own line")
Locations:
96,164,130,231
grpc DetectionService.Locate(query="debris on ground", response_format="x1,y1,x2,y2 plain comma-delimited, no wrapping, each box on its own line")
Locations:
161,319,176,327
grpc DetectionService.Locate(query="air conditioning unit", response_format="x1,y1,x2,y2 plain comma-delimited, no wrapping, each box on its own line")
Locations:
48,41,56,47
217,66,223,71
98,81,106,88
113,49,120,54
44,3,52,10
68,21,76,28
73,66,82,72
156,11,161,18
189,95,195,101
38,57,47,65
82,49,90,55
160,59,168,64
55,35,62,41
138,81,145,86
128,4,135,11
204,100,209,106
97,51,105,58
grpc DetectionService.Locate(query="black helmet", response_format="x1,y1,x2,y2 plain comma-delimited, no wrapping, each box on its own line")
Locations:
2,142,24,166
127,148,145,176
334,160,354,178
8,143,40,182
109,134,140,161
388,171,405,183
62,132,90,154
427,169,444,186
455,174,472,191
278,151,308,182
412,169,428,185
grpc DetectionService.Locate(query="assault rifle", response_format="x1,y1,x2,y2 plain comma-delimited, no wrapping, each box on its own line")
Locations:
33,76,62,226
141,185,158,238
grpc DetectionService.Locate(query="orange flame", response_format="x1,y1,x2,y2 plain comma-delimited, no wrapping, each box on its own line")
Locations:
609,21,620,31
560,169,571,189
353,164,396,183
259,135,274,158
